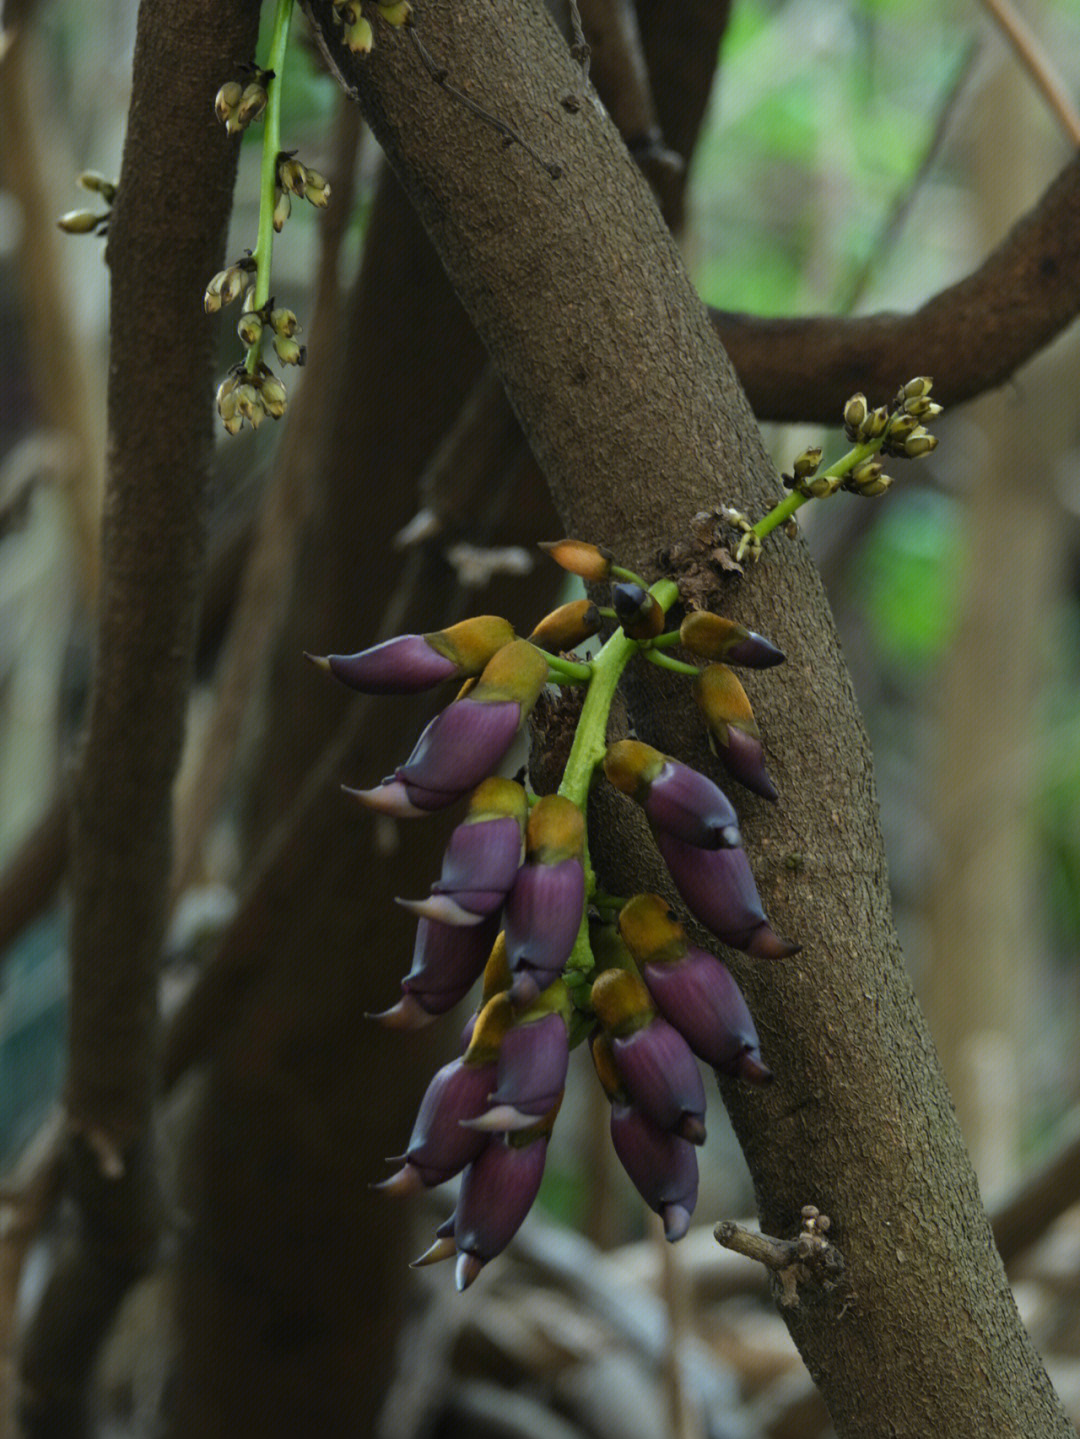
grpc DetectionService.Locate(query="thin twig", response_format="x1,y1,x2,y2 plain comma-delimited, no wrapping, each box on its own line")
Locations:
978,0,1080,147
407,25,563,180
566,0,591,84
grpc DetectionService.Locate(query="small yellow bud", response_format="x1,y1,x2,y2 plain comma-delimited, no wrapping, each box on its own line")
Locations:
77,172,117,203
378,0,412,23
528,599,601,652
843,393,867,433
538,538,613,581
525,795,585,865
792,446,822,479
279,158,308,196
902,376,933,400
590,968,653,1036
219,265,251,308
273,187,291,233
904,429,937,459
237,312,263,349
273,334,305,366
346,14,375,53
603,739,664,799
261,374,288,417
850,458,882,486
57,209,103,234
214,80,243,126
236,82,268,127
270,307,299,337
617,894,687,967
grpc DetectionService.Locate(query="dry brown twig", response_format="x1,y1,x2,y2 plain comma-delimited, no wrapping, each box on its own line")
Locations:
977,0,1080,147
714,1209,846,1311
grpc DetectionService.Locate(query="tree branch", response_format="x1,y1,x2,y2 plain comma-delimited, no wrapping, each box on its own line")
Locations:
14,0,259,1431
712,151,1080,421
303,1,1074,1433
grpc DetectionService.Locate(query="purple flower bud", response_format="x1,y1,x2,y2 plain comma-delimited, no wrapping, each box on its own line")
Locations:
468,1012,569,1132
609,1103,699,1240
393,914,500,1019
343,778,458,818
454,1133,549,1289
723,632,785,669
504,857,585,993
396,697,524,797
719,725,778,802
411,1213,457,1268
643,760,741,849
383,1055,494,1190
399,814,524,925
641,947,770,1081
655,830,799,959
610,1017,707,1144
321,635,464,693
311,615,517,694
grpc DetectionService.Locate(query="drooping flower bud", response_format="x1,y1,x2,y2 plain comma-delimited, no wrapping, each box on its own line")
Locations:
694,664,777,801
653,830,799,960
612,583,664,641
538,538,613,581
609,1103,699,1241
411,1213,456,1268
503,796,586,1000
311,615,516,695
454,1125,551,1290
528,599,602,652
590,969,706,1144
398,778,527,925
377,998,510,1194
467,995,570,1132
617,895,772,1082
678,612,784,669
373,914,501,1028
344,641,548,816
603,739,740,850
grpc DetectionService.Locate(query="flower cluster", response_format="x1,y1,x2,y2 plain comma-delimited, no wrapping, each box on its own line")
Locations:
330,0,413,56
311,546,799,1290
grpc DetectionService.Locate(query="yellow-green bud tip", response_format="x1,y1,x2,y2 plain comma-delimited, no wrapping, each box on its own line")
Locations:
617,894,688,966
603,739,664,798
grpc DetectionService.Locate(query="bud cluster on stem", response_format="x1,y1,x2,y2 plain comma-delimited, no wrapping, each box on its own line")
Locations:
308,532,812,1287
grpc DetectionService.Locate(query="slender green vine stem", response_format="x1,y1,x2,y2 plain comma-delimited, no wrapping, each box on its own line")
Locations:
750,436,883,543
646,630,683,650
245,0,294,374
538,650,593,683
643,649,700,677
610,563,650,589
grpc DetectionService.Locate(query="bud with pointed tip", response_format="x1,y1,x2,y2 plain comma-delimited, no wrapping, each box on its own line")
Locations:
454,1125,551,1289
653,830,799,959
590,969,706,1143
901,376,933,400
694,665,776,801
399,778,527,925
603,739,740,850
679,612,784,669
858,405,890,442
274,334,305,365
237,312,263,349
215,79,243,126
273,186,291,232
317,615,516,695
538,538,613,581
609,1103,698,1241
618,895,772,1082
792,446,822,479
58,209,104,234
236,81,268,127
528,599,601,652
382,999,511,1190
503,796,586,997
469,1002,569,1132
612,582,664,641
380,913,501,1023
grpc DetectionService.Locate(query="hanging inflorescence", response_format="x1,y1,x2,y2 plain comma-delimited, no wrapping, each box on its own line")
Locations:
308,540,801,1291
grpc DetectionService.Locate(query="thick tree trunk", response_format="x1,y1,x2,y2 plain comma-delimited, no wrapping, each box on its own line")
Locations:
302,1,1074,1434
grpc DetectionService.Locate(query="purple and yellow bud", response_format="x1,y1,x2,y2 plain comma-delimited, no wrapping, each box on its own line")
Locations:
590,969,706,1144
350,643,548,816
468,1005,569,1132
694,664,777,801
528,599,602,652
504,797,586,998
312,615,516,695
603,739,740,850
653,831,799,960
612,583,664,641
398,779,527,925
538,538,613,582
619,897,770,1082
679,612,784,669
609,1104,699,1241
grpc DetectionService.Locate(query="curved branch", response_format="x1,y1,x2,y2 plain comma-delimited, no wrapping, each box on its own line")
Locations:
713,151,1080,421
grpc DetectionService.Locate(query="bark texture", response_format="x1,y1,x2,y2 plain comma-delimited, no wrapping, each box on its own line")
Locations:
303,2,1073,1434
14,1,259,1433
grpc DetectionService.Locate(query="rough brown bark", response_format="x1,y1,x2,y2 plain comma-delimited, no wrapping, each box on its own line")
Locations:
303,2,1073,1434
13,1,259,1433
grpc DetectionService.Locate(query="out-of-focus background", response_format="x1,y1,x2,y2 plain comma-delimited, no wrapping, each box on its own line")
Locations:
2,0,1080,1435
